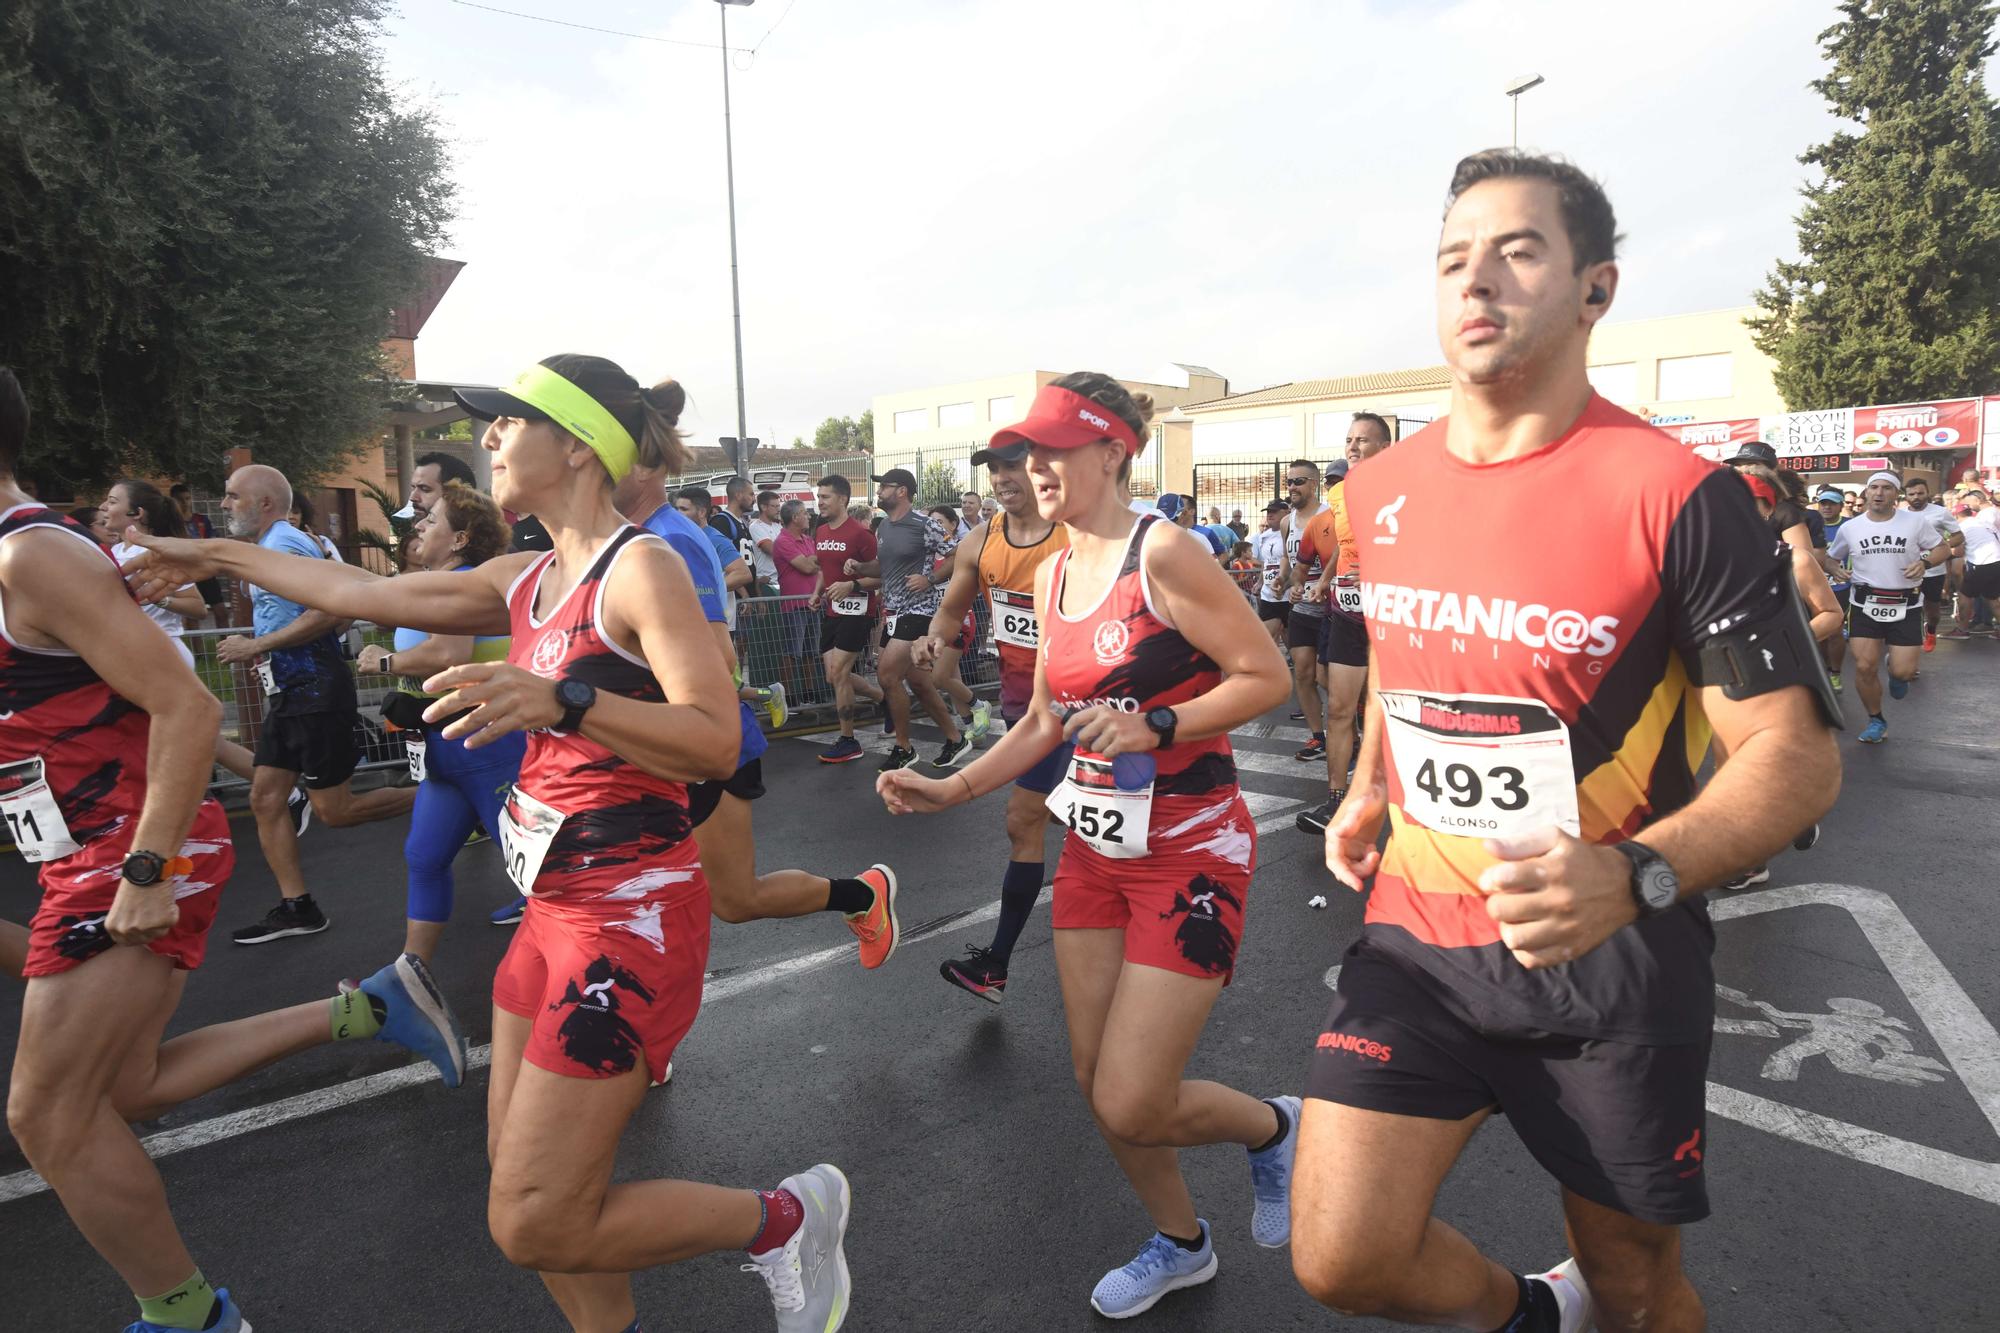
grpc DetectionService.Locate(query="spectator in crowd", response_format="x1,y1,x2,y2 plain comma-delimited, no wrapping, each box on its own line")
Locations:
217,464,417,945
772,498,822,702
170,482,229,626
980,495,998,522
748,489,784,597
958,490,981,537
1227,507,1249,540
403,450,476,523
79,502,113,546
1206,505,1224,526
289,493,344,562
1844,490,1862,517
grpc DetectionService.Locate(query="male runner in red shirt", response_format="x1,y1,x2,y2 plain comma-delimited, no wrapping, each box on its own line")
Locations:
1293,153,1840,1333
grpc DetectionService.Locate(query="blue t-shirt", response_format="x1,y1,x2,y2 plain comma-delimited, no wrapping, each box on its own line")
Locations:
251,520,349,713
639,508,766,768
1195,523,1233,555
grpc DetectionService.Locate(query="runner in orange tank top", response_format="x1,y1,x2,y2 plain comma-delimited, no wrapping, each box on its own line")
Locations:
881,373,1301,1319
917,442,1068,1002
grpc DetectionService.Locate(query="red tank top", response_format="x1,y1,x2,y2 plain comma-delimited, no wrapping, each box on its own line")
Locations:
1042,515,1237,801
0,506,158,850
505,526,701,903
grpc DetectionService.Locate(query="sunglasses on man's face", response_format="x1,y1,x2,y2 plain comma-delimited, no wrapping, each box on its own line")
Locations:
1286,477,1313,487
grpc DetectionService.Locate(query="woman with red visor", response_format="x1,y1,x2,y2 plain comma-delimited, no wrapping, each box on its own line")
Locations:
878,372,1299,1318
126,354,854,1333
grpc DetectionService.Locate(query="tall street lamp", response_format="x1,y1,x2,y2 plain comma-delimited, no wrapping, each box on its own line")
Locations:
718,0,754,472
1505,73,1545,149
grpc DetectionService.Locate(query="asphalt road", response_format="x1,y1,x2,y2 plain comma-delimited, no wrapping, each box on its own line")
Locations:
2,641,1996,1332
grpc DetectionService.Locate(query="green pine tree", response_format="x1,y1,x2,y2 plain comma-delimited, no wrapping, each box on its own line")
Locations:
0,0,454,490
1751,0,2000,408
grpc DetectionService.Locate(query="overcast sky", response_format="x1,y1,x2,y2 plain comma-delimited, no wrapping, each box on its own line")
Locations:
380,0,1853,449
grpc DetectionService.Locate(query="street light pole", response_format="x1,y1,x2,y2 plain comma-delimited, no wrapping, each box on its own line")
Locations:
1505,73,1545,149
719,0,754,467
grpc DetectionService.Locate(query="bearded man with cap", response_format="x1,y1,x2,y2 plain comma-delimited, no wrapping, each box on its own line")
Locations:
854,466,970,772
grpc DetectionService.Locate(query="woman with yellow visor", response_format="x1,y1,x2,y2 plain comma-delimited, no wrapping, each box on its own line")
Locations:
125,354,854,1333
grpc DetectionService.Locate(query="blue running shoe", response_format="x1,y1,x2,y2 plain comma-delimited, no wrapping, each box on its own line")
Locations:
819,736,865,765
1888,675,1910,700
125,1287,249,1333
489,896,526,927
1248,1094,1302,1247
1089,1222,1218,1319
359,953,468,1088
1858,716,1888,744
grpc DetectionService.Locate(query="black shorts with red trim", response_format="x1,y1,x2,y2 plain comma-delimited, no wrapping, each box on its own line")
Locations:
1305,938,1712,1226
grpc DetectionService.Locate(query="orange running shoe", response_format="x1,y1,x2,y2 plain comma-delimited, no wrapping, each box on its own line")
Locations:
845,864,900,969
1923,631,1937,652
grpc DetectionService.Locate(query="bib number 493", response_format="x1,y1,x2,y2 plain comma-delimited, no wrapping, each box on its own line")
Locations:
1380,691,1580,839
1411,758,1528,812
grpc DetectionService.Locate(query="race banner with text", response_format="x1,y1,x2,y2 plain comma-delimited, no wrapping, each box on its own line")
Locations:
1850,398,1979,455
1672,418,1762,463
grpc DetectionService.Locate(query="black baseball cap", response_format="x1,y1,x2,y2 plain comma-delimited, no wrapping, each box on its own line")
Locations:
1263,499,1289,514
869,467,918,491
1724,441,1778,467
969,441,1027,467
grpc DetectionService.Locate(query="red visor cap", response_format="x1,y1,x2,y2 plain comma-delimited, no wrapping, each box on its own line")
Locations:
987,385,1143,457
1740,473,1777,506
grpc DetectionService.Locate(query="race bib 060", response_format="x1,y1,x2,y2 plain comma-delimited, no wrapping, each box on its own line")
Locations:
1862,593,1911,623
990,587,1039,650
0,757,80,863
496,785,566,895
1044,754,1152,859
1380,691,1579,840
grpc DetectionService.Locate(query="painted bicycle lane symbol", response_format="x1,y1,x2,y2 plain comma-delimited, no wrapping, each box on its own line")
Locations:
1708,883,2000,1207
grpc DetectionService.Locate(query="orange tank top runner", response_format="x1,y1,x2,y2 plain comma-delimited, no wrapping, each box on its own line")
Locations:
977,509,1068,722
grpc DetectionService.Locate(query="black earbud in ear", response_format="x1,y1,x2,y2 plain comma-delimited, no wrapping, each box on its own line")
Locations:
1587,285,1608,306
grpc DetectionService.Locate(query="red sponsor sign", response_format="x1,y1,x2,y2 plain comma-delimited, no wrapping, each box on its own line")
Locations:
1672,418,1761,461
1851,398,1979,453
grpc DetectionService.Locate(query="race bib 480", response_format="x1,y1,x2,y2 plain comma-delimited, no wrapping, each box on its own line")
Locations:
1379,691,1580,840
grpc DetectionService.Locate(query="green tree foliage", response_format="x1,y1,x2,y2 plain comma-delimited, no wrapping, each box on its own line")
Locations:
0,0,455,490
1752,0,2000,408
812,409,874,454
917,460,959,508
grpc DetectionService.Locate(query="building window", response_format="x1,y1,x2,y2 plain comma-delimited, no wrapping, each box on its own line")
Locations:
1587,362,1638,404
938,401,976,429
1656,352,1733,402
988,395,1017,422
893,408,928,433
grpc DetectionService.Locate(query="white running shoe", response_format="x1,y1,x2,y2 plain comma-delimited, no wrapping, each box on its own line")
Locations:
1532,1258,1594,1333
968,699,992,742
743,1163,851,1332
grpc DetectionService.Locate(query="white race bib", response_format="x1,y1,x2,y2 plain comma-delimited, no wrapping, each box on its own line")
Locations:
831,593,868,618
255,657,278,696
1333,574,1363,617
497,785,566,896
0,757,80,864
1044,755,1152,859
1380,691,1579,840
990,587,1039,650
405,735,428,784
1862,593,1911,623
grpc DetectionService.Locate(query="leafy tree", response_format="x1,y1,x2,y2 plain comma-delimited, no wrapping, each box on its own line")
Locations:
812,409,874,454
917,460,959,508
0,0,455,490
1752,0,2000,408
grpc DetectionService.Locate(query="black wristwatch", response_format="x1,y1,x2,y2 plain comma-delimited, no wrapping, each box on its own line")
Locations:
1144,706,1178,748
122,850,190,886
555,677,597,732
1612,840,1680,918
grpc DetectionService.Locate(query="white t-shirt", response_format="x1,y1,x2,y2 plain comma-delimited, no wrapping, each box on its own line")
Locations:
1283,503,1326,617
747,517,782,584
1906,504,1960,578
113,542,190,638
1962,508,2000,566
1826,509,1946,591
1252,528,1285,601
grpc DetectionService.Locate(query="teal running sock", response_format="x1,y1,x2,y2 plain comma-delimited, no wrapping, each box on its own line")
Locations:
136,1272,216,1330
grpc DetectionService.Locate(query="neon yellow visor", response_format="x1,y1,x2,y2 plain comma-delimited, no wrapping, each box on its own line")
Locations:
453,362,639,483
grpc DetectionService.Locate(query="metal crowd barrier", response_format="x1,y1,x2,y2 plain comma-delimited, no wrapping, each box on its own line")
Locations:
184,595,1003,791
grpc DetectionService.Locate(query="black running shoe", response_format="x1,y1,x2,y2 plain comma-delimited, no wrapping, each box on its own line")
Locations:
231,895,329,945
940,946,1008,1004
1792,822,1820,852
1294,737,1326,762
933,735,973,769
1719,867,1771,892
877,745,919,773
1288,710,1306,721
1295,793,1342,834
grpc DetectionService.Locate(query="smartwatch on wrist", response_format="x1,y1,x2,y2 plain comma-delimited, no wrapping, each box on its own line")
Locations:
555,677,597,732
1612,839,1680,918
1144,706,1179,748
122,850,194,887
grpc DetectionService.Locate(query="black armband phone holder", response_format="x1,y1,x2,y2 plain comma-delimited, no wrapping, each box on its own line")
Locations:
1692,568,1845,730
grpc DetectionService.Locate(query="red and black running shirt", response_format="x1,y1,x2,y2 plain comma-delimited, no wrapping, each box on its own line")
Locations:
1346,395,1784,1043
0,506,159,856
1043,515,1240,807
505,526,701,903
